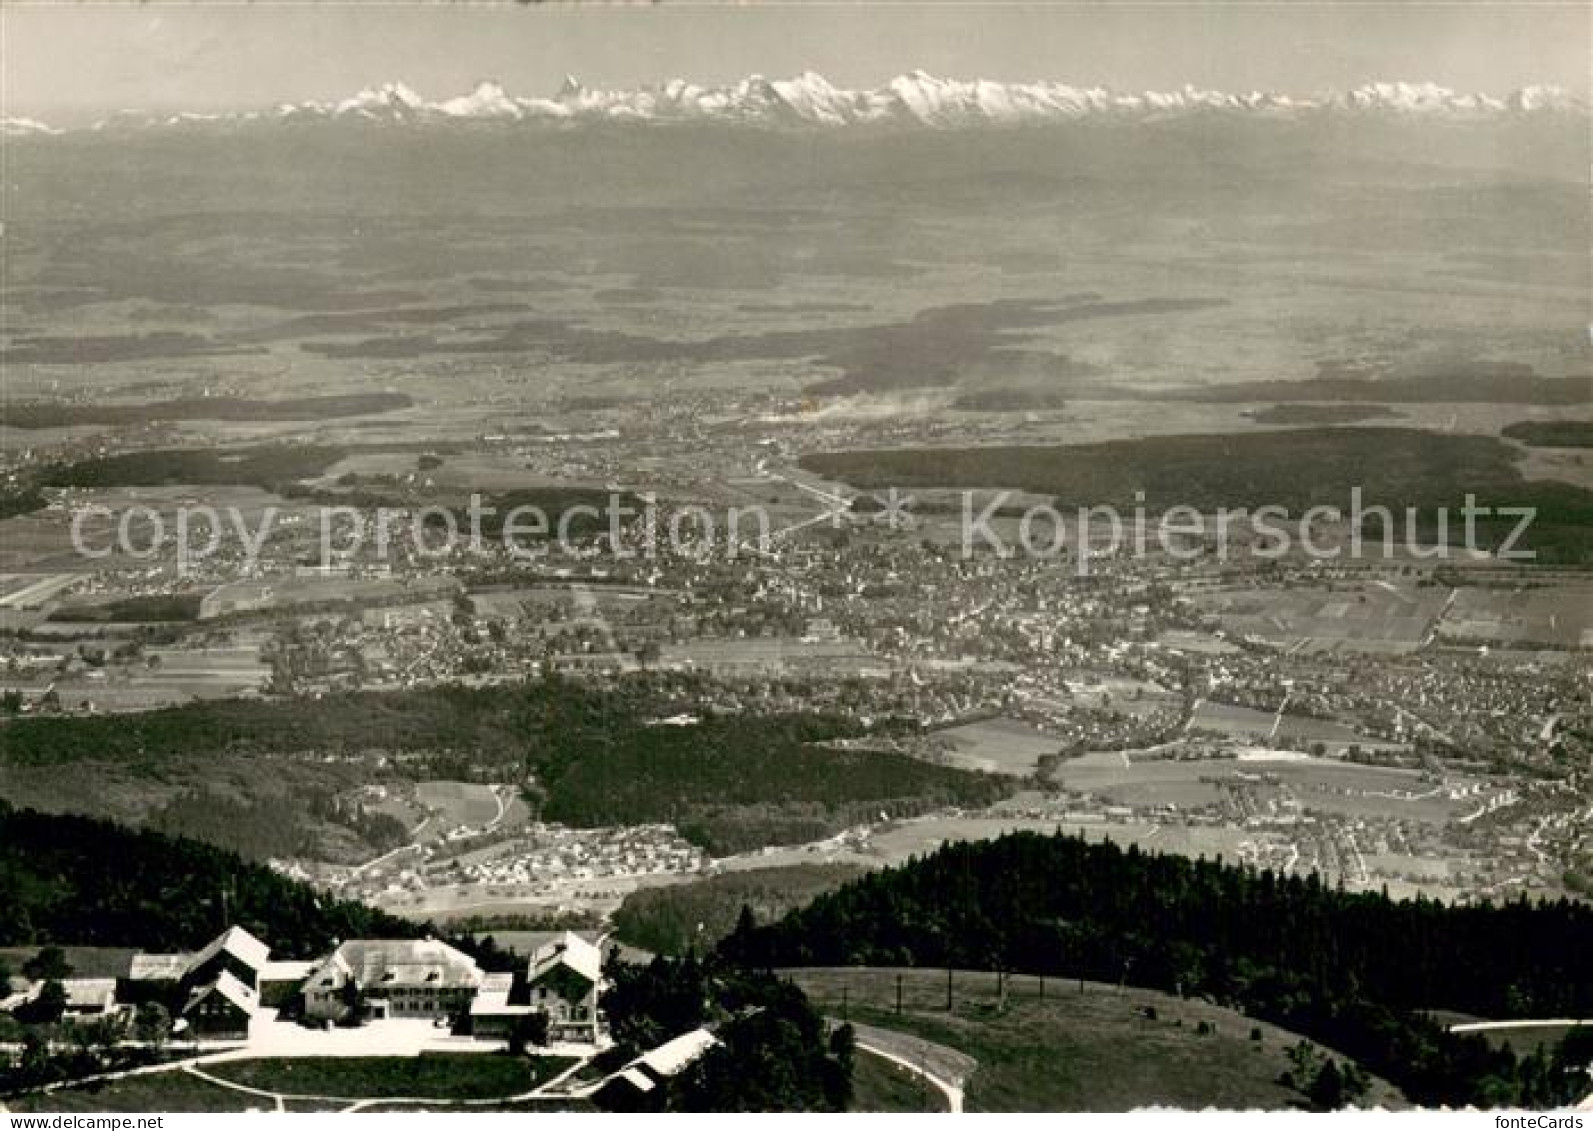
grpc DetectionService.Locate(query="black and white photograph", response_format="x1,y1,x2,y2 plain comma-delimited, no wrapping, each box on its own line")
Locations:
0,0,1589,1118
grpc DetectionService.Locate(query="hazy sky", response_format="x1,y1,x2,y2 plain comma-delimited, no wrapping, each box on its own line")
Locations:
4,2,1588,123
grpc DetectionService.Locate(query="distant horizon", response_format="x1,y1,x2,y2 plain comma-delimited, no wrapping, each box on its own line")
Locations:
6,69,1588,132
4,2,1589,124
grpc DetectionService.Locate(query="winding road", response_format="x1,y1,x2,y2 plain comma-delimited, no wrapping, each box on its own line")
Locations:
844,1020,974,1114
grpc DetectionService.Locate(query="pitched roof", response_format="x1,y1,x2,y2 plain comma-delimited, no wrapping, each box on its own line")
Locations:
527,931,601,987
602,1028,719,1094
261,960,315,983
468,972,527,1017
60,978,117,1011
184,926,270,980
184,969,259,1016
316,939,483,991
615,1067,657,1093
129,953,190,981
636,1028,719,1078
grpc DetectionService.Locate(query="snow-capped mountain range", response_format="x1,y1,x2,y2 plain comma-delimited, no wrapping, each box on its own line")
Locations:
4,72,1585,135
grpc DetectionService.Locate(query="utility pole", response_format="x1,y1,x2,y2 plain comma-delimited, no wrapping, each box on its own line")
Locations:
945,967,953,1011
841,986,848,1021
895,972,903,1015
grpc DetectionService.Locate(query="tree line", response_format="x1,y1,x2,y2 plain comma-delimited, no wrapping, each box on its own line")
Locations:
0,802,417,955
724,830,1593,1108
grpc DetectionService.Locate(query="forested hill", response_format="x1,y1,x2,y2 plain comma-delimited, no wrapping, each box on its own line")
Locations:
0,678,1006,855
726,831,1593,1108
0,802,419,956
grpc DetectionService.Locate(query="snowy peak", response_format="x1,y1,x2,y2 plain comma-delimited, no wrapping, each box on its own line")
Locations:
1,116,61,136
436,80,523,119
334,81,428,120
1336,81,1504,114
22,72,1586,135
1509,84,1582,113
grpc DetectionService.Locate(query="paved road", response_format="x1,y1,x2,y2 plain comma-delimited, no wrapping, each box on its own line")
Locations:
839,1019,975,1114
1446,1019,1591,1034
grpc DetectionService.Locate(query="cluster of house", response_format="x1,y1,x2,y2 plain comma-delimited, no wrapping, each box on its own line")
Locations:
2,927,604,1046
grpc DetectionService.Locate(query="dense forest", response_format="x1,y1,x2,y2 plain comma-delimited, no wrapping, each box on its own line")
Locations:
600,952,853,1112
0,803,417,955
0,805,849,1110
0,393,412,430
0,676,1005,853
1243,405,1401,425
41,444,351,492
1177,368,1590,406
47,593,205,623
613,864,865,954
726,831,1593,1108
802,428,1526,512
147,788,409,862
537,711,1004,854
1502,420,1593,449
801,428,1593,563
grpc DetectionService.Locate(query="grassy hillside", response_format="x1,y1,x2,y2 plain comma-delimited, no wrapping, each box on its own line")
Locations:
792,967,1404,1112
850,1048,949,1112
732,831,1593,1108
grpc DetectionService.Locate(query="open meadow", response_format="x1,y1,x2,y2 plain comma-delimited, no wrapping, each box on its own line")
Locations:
787,967,1405,1111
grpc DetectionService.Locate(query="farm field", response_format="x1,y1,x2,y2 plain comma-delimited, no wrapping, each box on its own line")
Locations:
787,967,1405,1112
930,716,1059,776
362,780,523,848
413,781,507,830
1435,583,1593,648
201,574,463,619
370,871,692,921
1191,582,1449,653
714,812,1253,875
1192,579,1593,654
1188,700,1389,751
4,640,272,714
1060,674,1177,710
1053,750,1475,826
0,485,313,572
659,636,886,678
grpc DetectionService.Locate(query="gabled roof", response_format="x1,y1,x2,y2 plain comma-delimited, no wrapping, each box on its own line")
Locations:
468,972,527,1017
615,1067,657,1093
527,931,602,987
602,1028,719,1094
636,1027,719,1078
129,953,190,981
60,978,117,1012
310,939,483,992
184,926,270,980
261,960,315,983
184,970,259,1017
